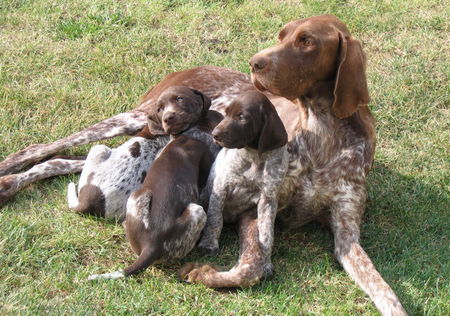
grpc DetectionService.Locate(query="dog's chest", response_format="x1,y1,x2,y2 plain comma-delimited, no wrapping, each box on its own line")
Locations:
214,149,266,220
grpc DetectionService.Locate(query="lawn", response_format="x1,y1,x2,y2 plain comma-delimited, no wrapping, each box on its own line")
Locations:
0,0,448,314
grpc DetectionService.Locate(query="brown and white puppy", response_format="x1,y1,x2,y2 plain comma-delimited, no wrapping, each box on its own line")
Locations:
89,135,213,279
67,86,221,220
194,90,288,278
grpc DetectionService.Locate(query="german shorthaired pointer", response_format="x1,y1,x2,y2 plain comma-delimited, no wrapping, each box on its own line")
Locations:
66,86,221,220
0,15,405,315
194,91,288,280
180,15,406,315
89,135,213,280
67,136,167,220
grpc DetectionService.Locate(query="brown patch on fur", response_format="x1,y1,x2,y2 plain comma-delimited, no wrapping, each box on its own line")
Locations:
129,142,141,158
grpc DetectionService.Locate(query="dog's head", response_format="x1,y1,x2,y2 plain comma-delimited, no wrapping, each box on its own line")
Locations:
148,86,211,136
212,91,287,156
249,14,369,119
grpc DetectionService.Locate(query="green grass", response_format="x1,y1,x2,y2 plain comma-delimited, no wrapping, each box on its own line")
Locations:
0,0,448,314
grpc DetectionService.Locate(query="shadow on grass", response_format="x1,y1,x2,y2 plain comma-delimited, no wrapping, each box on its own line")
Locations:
178,162,448,314
1,161,447,314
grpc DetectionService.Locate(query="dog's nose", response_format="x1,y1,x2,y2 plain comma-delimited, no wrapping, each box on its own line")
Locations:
249,55,270,73
212,129,226,140
163,112,176,124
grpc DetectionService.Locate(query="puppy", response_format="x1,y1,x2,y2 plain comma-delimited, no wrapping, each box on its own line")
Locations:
67,86,221,220
67,136,167,221
89,134,213,279
197,91,288,275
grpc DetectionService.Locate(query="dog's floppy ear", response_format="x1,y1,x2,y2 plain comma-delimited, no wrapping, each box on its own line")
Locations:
146,111,166,136
332,32,370,119
257,100,288,157
190,88,211,116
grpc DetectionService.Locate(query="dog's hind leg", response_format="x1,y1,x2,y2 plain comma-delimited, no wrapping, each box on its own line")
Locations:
0,110,148,177
0,158,85,207
165,203,207,259
179,209,265,288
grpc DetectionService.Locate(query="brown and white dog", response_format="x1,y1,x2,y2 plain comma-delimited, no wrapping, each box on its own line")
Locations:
89,135,213,280
196,91,288,281
0,15,406,316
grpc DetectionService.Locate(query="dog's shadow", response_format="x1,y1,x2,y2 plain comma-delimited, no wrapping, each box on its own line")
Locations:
1,161,446,314
179,162,448,314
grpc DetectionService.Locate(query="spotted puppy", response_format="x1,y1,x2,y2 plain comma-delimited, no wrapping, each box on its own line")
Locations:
89,134,213,279
67,86,220,220
67,136,167,220
196,91,288,277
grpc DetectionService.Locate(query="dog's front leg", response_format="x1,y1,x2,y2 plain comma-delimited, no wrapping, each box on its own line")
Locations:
0,111,148,177
256,193,278,278
332,198,407,316
180,209,265,288
197,188,226,256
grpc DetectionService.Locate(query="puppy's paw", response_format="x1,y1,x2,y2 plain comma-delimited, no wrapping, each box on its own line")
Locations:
262,262,275,280
197,244,219,257
197,238,219,257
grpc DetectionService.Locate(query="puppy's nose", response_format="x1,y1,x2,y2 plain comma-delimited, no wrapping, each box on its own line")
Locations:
212,129,226,140
249,55,270,73
163,112,176,124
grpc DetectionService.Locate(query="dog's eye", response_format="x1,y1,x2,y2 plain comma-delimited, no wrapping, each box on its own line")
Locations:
157,106,163,113
176,96,183,102
302,38,313,46
238,114,245,121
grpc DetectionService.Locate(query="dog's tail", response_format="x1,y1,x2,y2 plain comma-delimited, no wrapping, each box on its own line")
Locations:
123,246,160,276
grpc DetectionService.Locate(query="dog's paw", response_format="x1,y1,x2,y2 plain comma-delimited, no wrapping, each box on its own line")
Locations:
197,238,219,257
178,263,218,284
0,175,19,207
197,244,219,257
262,262,275,280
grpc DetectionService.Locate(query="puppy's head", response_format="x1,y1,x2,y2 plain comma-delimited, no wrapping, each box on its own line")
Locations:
212,91,287,156
149,86,211,135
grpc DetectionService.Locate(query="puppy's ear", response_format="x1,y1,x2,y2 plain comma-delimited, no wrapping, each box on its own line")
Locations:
190,88,212,116
332,32,370,119
146,111,167,136
257,100,288,156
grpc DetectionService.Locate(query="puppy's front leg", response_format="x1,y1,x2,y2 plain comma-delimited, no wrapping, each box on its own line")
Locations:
256,193,278,278
197,188,226,256
257,149,288,277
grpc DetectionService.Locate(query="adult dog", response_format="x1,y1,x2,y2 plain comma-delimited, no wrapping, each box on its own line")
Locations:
0,14,406,316
181,15,407,316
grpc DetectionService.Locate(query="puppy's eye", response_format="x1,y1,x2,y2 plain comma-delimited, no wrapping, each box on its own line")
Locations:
238,114,245,121
176,96,183,102
157,107,162,113
303,39,312,46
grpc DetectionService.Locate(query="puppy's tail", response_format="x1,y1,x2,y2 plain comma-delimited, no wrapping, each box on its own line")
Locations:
123,246,160,276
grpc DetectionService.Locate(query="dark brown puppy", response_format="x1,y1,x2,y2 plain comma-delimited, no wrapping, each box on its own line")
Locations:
89,135,213,279
138,85,224,140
